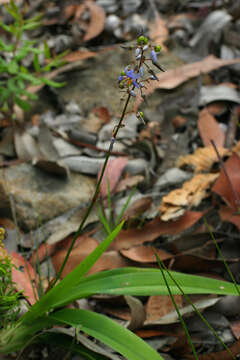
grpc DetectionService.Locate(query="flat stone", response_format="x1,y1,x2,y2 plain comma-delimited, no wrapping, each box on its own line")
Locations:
0,163,95,230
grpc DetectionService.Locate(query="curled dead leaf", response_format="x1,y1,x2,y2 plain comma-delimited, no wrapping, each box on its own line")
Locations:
177,146,229,173
212,152,240,211
219,206,240,231
83,1,106,42
159,173,218,221
11,252,37,305
146,295,182,322
134,56,240,111
149,12,169,52
114,212,204,250
120,245,172,263
198,108,225,147
63,50,97,62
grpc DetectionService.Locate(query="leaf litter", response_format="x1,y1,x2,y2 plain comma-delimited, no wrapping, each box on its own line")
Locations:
2,0,240,358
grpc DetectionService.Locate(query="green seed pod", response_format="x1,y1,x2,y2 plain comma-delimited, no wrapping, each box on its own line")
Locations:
137,36,148,45
154,45,162,52
121,71,126,76
119,82,125,89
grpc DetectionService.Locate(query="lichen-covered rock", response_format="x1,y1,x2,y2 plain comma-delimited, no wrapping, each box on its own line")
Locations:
0,163,95,230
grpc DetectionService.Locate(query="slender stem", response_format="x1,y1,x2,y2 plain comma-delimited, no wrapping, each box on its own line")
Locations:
52,93,132,285
53,42,146,285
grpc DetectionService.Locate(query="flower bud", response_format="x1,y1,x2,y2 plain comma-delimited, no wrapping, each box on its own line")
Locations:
154,45,162,52
137,36,148,45
137,111,145,124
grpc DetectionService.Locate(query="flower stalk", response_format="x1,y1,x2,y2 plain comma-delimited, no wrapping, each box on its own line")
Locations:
48,36,164,286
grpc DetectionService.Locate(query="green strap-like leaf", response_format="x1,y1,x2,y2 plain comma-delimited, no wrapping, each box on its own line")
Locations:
21,222,124,324
51,267,240,308
39,332,108,360
49,309,164,360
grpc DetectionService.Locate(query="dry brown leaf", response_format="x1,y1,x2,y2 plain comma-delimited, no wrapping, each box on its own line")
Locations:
52,235,131,278
52,236,98,278
88,251,132,274
113,211,204,250
212,152,240,211
198,108,225,147
206,102,226,116
231,320,240,340
83,1,106,42
120,245,172,263
63,50,97,62
232,141,240,155
74,3,87,22
134,56,240,110
92,106,111,124
172,115,187,129
115,175,145,193
146,295,182,322
123,196,153,220
11,252,37,305
63,4,76,21
99,157,128,198
138,121,161,141
125,295,146,331
177,146,229,173
149,12,169,51
219,206,240,231
63,4,86,22
159,173,218,221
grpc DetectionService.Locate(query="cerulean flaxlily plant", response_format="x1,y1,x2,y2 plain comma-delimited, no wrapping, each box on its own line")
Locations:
118,36,164,101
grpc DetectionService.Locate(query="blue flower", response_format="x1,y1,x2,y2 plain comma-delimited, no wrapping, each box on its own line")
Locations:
118,67,140,88
150,49,157,64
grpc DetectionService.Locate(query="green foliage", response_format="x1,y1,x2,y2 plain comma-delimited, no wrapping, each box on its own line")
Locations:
0,26,239,359
0,0,66,120
0,228,21,329
98,184,137,235
0,222,239,358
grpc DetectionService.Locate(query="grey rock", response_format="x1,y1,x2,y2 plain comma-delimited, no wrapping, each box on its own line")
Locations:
54,35,73,53
155,168,192,189
42,111,82,129
122,0,142,15
123,14,147,36
98,114,138,142
200,85,240,105
189,10,232,56
105,14,121,31
96,0,119,13
22,203,98,247
124,158,148,175
0,128,15,157
53,138,82,157
55,45,182,117
0,163,95,230
96,140,126,152
62,156,111,175
65,100,82,115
